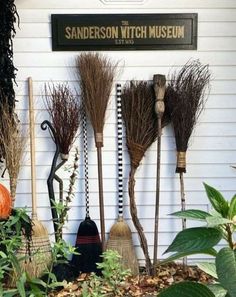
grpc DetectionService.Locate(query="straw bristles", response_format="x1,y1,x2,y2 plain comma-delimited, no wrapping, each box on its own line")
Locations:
44,83,81,155
165,60,211,172
0,103,27,205
107,219,139,275
8,235,52,287
76,52,117,146
32,218,50,237
109,218,132,239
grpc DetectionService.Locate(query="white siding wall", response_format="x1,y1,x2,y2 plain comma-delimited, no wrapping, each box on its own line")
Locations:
10,0,236,263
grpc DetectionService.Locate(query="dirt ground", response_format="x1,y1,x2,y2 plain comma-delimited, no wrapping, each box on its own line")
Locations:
49,263,215,296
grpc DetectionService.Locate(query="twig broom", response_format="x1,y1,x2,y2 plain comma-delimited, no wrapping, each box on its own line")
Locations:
165,60,210,266
106,84,139,275
76,52,117,249
121,81,159,275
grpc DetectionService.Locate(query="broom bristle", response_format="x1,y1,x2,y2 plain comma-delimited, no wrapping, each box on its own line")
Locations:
106,238,139,275
31,218,49,237
77,52,118,144
109,218,132,239
8,236,52,287
165,59,211,172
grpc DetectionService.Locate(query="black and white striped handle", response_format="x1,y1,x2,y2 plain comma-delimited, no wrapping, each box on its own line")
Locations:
82,109,90,218
117,84,123,218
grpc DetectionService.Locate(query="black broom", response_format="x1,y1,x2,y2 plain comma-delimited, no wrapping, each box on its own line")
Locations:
106,84,139,275
71,109,102,275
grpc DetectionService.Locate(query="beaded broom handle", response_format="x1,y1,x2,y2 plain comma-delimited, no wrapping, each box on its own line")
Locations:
116,84,123,218
82,109,90,218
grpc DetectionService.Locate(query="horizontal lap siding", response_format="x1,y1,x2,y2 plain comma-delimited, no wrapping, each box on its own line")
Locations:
12,0,236,263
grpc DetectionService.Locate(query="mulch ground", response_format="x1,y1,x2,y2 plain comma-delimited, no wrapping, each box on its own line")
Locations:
49,263,215,296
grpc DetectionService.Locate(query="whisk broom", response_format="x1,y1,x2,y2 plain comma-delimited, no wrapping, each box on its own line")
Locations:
165,60,210,233
16,77,52,278
106,84,139,275
76,52,117,249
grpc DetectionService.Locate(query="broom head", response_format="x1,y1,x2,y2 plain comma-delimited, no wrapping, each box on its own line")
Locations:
106,218,139,275
71,217,102,275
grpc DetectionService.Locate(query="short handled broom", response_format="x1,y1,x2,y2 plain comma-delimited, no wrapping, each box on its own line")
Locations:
106,84,139,275
71,109,102,275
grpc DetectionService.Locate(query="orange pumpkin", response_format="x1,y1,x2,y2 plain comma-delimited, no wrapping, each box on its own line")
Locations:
0,183,12,220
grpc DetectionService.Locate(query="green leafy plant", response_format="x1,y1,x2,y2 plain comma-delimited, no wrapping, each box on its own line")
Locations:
159,183,236,297
82,249,131,297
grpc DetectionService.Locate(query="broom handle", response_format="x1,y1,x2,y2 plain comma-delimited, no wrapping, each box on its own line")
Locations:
28,77,37,218
82,109,90,218
97,147,105,250
153,74,166,275
116,84,123,219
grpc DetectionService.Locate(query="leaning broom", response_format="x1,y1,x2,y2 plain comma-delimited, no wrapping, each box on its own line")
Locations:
12,78,52,281
165,60,210,232
76,52,118,249
121,81,169,275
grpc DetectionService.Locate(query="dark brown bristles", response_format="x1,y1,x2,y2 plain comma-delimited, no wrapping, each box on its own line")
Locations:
165,60,211,267
121,81,169,275
165,59,211,173
44,83,81,159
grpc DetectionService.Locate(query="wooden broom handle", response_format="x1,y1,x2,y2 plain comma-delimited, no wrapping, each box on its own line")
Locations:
28,77,37,218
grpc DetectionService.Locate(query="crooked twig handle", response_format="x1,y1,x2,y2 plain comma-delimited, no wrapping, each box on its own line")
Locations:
153,74,166,276
116,84,123,219
28,77,37,219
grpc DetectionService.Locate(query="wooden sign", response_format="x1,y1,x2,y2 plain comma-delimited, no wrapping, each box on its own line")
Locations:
51,13,197,51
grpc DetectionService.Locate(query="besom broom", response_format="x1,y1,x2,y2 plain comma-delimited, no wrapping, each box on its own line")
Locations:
71,109,102,275
106,84,139,275
76,52,118,249
121,81,169,275
165,60,210,251
12,77,52,281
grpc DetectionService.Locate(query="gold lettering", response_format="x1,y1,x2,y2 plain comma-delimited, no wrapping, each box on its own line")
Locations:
71,27,78,39
149,26,155,38
167,26,172,38
65,27,71,39
94,26,100,39
120,26,128,39
178,26,184,38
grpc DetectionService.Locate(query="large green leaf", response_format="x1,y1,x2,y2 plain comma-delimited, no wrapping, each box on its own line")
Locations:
207,284,228,297
164,227,222,254
158,282,215,297
170,209,211,221
204,183,229,218
197,262,217,278
228,195,236,220
216,248,236,297
161,248,217,265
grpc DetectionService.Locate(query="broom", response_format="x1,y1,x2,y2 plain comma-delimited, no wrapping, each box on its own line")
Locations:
71,109,102,275
121,81,168,275
42,83,81,241
106,84,139,275
165,60,210,232
76,52,117,249
152,74,166,276
15,77,52,278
